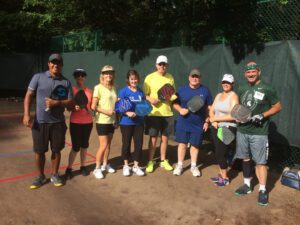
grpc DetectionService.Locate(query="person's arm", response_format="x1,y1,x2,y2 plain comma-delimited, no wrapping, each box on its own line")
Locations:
203,105,211,131
23,90,34,127
262,101,282,118
173,103,189,116
45,98,73,109
91,97,115,116
209,102,218,129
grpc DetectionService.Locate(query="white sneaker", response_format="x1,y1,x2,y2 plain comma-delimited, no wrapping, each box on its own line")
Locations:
173,164,183,176
101,164,116,173
132,166,145,176
123,165,131,177
93,168,104,179
190,166,201,177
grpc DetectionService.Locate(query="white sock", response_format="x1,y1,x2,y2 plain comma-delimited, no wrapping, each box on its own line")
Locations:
244,178,251,187
259,184,266,192
178,161,183,166
191,162,197,167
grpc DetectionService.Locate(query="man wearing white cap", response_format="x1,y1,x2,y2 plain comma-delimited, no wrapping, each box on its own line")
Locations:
142,55,175,173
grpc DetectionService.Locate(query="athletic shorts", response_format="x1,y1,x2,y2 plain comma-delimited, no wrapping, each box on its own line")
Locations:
32,121,67,153
235,131,269,164
70,123,93,152
96,123,115,136
144,116,173,137
175,129,203,147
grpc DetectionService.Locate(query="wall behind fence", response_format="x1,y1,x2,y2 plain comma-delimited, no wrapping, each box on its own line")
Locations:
1,41,299,148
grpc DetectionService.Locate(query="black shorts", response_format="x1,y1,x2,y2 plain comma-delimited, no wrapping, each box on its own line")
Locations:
70,123,93,152
144,116,173,137
32,122,67,153
96,123,115,136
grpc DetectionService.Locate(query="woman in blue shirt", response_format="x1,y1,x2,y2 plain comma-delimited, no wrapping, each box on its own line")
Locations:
118,70,145,177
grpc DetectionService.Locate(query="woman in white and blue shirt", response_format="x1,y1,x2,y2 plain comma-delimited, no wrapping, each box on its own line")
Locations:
118,70,145,177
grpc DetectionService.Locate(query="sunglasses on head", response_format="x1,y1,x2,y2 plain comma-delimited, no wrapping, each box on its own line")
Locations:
102,70,115,75
222,81,232,84
158,62,167,66
190,74,200,78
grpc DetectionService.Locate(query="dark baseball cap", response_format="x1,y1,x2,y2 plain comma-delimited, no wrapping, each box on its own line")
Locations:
49,53,63,64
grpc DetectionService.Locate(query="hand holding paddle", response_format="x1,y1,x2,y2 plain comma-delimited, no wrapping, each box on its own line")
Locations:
230,104,252,123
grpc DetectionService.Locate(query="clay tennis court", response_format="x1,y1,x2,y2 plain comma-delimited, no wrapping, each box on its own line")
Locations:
0,99,299,225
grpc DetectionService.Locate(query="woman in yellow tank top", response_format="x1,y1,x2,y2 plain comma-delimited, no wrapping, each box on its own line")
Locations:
91,65,117,179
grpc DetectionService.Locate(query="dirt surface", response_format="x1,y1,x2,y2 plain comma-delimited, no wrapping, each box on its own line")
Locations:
0,100,299,225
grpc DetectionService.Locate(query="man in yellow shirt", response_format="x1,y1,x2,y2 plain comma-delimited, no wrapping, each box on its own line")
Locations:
143,55,175,173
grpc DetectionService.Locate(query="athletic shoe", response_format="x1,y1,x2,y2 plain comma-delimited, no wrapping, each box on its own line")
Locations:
65,168,73,180
146,160,156,173
50,173,64,187
215,178,230,186
190,166,201,177
30,174,47,189
210,174,222,183
132,166,145,176
234,184,252,196
80,166,89,176
258,190,268,206
160,160,173,171
123,165,131,177
101,164,116,173
93,168,104,179
173,164,183,176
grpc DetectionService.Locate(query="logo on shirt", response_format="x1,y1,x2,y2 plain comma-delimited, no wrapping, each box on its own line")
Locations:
241,90,257,111
129,95,142,102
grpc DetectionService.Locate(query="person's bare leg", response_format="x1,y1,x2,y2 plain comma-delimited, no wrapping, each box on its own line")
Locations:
160,135,168,161
35,153,45,175
51,152,61,174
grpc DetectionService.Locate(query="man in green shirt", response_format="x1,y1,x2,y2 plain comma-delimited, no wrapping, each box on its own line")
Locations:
234,61,282,206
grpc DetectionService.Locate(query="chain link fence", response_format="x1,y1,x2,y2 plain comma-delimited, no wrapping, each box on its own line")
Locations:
257,0,300,41
51,0,299,53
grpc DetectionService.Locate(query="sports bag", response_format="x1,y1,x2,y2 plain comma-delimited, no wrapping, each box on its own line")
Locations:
281,166,300,190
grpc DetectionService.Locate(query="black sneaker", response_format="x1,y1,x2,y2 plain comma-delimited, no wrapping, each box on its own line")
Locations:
234,184,252,196
80,166,89,176
30,174,47,189
65,168,73,180
50,173,64,187
258,190,268,206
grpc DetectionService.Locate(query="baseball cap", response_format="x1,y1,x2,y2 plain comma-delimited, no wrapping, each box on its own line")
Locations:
73,68,87,77
156,55,168,64
101,65,115,73
48,53,63,64
222,74,234,83
189,69,201,77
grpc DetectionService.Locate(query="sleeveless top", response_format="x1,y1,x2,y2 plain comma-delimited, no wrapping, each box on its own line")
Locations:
214,91,237,128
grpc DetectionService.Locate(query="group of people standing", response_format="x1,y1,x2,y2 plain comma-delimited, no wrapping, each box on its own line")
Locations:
23,53,281,206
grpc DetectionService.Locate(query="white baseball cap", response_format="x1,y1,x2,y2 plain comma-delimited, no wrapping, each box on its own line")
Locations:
222,74,234,83
156,55,168,64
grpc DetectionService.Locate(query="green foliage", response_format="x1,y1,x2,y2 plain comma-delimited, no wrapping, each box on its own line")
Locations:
0,0,298,63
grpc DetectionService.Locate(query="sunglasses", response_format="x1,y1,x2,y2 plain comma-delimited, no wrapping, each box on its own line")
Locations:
74,73,86,78
102,70,115,75
190,74,200,78
222,81,232,84
158,62,167,66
